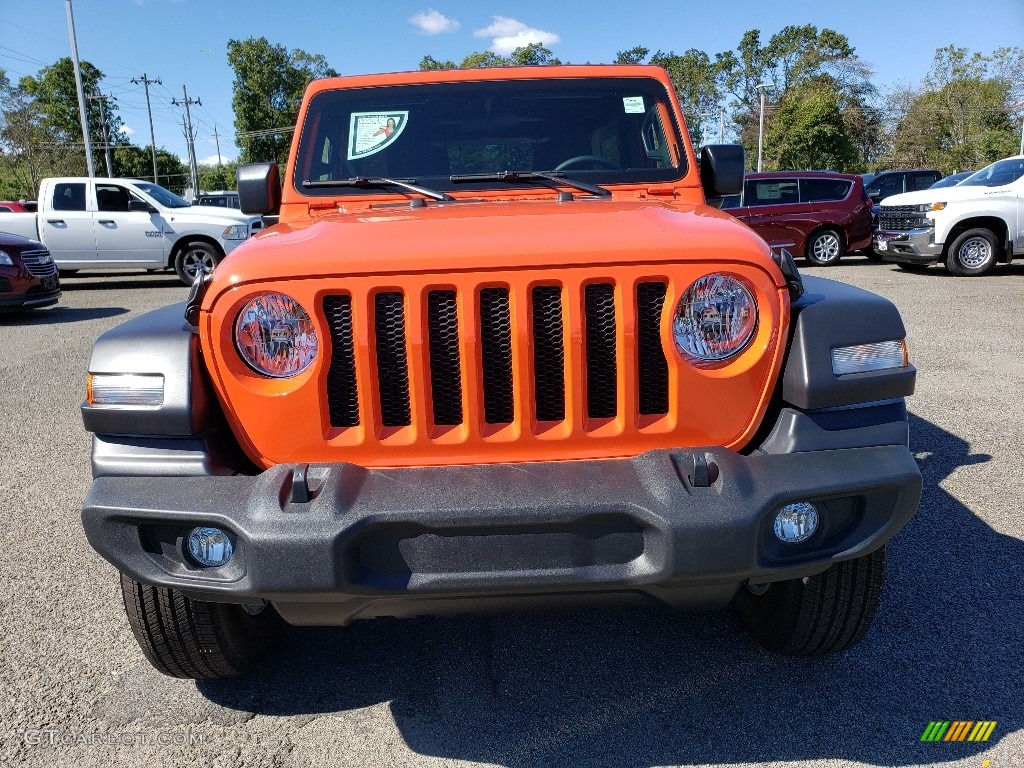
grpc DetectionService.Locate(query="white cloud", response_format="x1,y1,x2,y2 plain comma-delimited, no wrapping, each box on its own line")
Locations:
121,125,136,137
409,9,460,35
473,16,560,55
200,153,234,165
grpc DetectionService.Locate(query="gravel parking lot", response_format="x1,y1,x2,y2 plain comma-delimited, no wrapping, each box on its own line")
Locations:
1,258,1021,768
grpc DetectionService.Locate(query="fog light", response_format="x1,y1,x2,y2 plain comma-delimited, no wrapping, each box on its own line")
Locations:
774,502,819,544
186,526,234,567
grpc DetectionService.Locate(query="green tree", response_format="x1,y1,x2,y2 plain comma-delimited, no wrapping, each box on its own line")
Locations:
882,46,1020,173
419,44,561,70
714,26,875,168
650,49,724,147
19,57,123,175
227,37,338,165
763,78,860,171
113,145,189,193
198,160,240,191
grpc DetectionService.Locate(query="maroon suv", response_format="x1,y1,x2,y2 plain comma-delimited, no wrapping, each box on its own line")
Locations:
722,171,873,265
0,232,60,312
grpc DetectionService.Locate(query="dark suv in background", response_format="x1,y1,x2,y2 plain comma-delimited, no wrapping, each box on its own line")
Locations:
722,171,873,265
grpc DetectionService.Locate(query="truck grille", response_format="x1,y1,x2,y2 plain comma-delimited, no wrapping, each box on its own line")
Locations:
20,249,57,278
322,278,671,432
878,205,926,231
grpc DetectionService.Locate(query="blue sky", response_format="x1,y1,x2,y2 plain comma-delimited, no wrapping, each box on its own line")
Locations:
2,0,1022,165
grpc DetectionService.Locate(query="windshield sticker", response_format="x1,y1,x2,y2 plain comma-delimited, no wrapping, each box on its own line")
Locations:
348,111,409,160
623,96,645,114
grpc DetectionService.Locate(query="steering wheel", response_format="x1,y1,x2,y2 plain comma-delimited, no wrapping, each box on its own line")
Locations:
554,155,620,171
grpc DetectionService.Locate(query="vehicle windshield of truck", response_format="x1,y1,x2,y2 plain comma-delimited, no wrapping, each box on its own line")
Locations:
134,182,191,208
957,157,1024,187
294,76,685,197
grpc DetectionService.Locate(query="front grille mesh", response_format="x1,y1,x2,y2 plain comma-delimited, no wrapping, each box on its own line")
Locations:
374,292,412,427
584,283,618,419
427,290,463,426
531,286,566,421
636,282,669,415
479,288,514,424
323,278,672,434
323,296,359,427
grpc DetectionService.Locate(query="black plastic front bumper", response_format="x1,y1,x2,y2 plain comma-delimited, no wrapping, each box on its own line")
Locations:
82,445,921,624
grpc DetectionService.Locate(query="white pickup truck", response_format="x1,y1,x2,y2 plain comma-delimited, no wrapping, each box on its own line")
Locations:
874,155,1024,275
0,177,263,285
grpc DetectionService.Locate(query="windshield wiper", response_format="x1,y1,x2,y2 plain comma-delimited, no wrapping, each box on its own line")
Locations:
302,177,454,202
449,170,611,198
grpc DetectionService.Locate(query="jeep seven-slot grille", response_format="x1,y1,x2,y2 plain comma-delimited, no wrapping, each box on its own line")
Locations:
323,280,671,431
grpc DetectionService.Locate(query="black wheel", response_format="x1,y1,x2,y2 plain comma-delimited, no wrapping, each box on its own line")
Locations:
896,262,930,272
174,241,221,286
120,573,282,679
805,228,844,266
945,227,998,276
731,546,886,656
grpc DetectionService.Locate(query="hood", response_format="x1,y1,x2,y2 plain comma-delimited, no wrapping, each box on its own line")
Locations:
211,197,777,291
880,184,1006,207
171,205,259,226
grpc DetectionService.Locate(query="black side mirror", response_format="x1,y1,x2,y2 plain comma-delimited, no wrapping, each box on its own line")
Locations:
237,163,281,216
700,145,744,203
128,200,156,213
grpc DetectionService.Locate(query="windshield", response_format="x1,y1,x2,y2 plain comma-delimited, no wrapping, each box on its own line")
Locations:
958,157,1024,187
294,76,685,196
134,182,191,208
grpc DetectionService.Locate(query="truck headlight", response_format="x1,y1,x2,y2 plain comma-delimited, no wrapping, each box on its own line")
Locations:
235,292,318,378
0,250,13,266
673,274,757,363
222,224,249,240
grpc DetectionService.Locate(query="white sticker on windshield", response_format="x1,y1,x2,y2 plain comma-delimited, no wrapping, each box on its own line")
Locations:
347,111,409,160
623,96,645,114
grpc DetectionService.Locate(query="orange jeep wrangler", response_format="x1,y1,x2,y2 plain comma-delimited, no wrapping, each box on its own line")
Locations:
82,66,921,679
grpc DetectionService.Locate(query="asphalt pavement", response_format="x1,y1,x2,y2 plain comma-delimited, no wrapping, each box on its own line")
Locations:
1,258,1021,768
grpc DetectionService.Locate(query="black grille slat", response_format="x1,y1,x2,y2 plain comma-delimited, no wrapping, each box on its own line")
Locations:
427,290,463,426
636,282,669,415
479,288,514,424
323,295,360,427
374,292,412,427
584,283,617,419
531,286,565,421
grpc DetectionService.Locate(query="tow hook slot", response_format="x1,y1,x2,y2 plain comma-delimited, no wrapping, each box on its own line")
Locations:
673,451,719,489
291,464,311,503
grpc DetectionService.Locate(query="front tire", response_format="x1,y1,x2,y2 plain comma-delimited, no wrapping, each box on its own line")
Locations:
945,228,998,276
731,546,886,656
805,228,844,266
120,573,282,679
174,241,221,286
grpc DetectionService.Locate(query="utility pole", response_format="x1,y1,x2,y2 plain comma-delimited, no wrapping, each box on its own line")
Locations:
87,90,116,177
755,83,773,172
719,110,725,144
172,86,201,198
65,0,94,177
131,73,161,182
213,125,222,167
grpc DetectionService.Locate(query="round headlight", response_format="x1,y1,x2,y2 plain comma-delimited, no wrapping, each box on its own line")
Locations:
235,292,318,377
673,274,757,363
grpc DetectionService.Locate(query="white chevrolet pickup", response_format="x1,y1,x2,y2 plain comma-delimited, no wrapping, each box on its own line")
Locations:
0,177,262,285
874,155,1024,276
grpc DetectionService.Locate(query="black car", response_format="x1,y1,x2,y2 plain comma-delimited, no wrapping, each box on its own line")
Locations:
0,232,60,312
